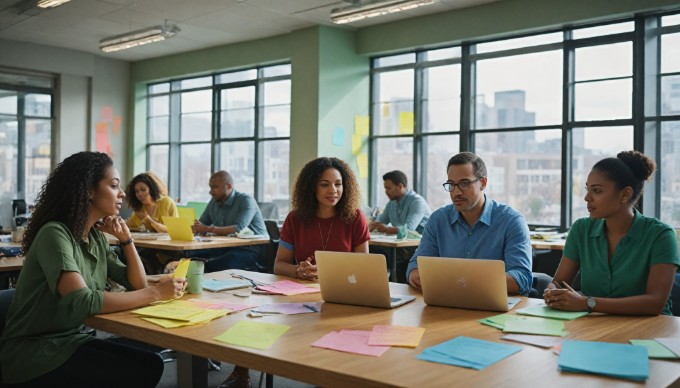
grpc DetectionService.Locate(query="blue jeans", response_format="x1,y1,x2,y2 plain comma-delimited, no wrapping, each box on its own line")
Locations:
187,246,264,273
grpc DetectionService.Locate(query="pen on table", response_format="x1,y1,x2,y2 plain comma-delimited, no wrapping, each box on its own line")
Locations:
303,304,319,312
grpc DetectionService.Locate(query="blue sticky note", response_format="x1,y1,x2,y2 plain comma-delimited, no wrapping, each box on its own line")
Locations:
558,341,649,381
332,127,345,146
417,336,522,370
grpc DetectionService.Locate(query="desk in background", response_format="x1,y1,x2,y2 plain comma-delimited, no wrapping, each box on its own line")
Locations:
369,235,420,282
87,270,680,388
108,233,269,251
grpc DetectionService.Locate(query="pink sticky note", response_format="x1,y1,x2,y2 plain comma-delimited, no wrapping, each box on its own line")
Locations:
311,330,389,357
368,325,425,348
257,280,320,296
187,298,254,312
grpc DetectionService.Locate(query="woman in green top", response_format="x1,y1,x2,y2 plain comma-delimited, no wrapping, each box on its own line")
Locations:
0,152,186,387
545,150,680,315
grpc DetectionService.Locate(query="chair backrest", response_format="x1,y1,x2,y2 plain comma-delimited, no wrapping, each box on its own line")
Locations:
528,272,553,298
264,220,280,241
258,202,279,221
672,272,680,317
0,288,16,334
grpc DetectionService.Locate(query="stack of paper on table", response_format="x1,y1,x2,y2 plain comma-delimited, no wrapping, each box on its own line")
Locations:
480,314,567,336
256,280,320,295
187,298,255,312
417,336,522,370
214,321,290,350
132,300,227,328
558,341,649,381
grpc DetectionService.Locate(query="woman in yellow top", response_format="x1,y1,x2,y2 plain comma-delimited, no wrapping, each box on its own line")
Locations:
125,172,178,233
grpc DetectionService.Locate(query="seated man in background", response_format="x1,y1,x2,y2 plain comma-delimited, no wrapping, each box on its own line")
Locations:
191,170,268,273
407,152,533,295
370,170,431,283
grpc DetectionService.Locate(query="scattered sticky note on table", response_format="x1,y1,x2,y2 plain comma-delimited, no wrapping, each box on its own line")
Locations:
312,330,389,357
187,298,254,312
655,337,680,357
214,321,290,350
558,341,649,381
478,313,517,330
133,300,210,321
256,280,320,296
173,258,191,279
630,340,680,359
368,325,425,348
516,306,588,320
503,316,566,337
417,336,522,370
142,309,227,328
501,334,563,348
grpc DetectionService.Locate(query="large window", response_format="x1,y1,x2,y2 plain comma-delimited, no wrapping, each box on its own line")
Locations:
146,64,291,216
370,13,680,229
0,70,53,209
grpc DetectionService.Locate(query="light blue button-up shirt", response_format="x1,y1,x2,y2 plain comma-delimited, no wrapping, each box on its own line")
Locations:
377,189,431,233
406,196,533,295
199,189,267,236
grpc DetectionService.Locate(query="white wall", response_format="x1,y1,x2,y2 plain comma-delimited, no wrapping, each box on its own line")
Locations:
0,38,129,229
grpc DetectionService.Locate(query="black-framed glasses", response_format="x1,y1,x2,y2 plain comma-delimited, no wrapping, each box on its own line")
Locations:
442,178,481,192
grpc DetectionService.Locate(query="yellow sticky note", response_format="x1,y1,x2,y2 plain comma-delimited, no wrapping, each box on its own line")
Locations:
177,207,196,221
355,115,369,136
174,258,191,279
142,309,227,328
214,320,290,350
357,153,368,178
352,134,363,155
399,112,414,134
367,325,425,348
132,300,206,321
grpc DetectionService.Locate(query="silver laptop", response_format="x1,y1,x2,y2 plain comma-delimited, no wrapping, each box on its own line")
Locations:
315,251,416,309
418,256,520,312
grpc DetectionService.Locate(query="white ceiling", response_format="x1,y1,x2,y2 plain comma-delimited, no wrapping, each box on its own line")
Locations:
0,0,499,62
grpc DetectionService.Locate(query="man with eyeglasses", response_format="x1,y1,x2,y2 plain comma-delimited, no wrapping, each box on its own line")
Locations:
406,152,533,295
369,170,431,283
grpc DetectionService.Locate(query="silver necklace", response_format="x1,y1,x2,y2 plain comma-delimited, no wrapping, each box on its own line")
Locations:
317,217,334,251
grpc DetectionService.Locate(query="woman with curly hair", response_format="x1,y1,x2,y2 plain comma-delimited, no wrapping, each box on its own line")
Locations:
125,172,178,233
217,157,370,388
0,152,185,387
544,150,679,315
273,156,370,281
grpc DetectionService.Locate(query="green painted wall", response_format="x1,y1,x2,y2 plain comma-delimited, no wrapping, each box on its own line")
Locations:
316,26,370,203
357,0,680,55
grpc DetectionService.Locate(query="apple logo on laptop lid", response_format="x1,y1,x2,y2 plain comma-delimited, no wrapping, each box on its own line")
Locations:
347,274,357,284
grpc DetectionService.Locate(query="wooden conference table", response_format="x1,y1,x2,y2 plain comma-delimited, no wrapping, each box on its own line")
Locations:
86,270,680,388
109,233,269,251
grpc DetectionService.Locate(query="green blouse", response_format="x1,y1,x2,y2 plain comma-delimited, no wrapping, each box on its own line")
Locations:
564,211,680,315
0,222,132,383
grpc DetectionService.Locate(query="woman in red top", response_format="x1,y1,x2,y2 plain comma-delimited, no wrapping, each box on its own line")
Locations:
219,157,370,388
275,156,370,280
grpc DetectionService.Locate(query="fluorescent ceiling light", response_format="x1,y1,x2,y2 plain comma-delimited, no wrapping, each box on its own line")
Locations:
99,22,180,53
331,0,437,24
37,0,70,8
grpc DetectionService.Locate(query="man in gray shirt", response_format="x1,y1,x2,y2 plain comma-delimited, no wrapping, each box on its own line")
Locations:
191,170,267,272
369,170,431,283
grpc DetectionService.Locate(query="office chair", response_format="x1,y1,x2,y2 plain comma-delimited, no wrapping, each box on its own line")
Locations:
257,220,280,274
0,288,15,381
257,202,279,221
528,272,553,298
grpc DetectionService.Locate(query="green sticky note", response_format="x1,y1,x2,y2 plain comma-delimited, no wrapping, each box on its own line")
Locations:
478,314,518,330
630,340,680,359
516,306,588,320
214,321,291,350
503,316,566,337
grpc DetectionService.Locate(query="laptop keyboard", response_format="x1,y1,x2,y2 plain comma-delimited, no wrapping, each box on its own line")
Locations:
390,297,401,302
